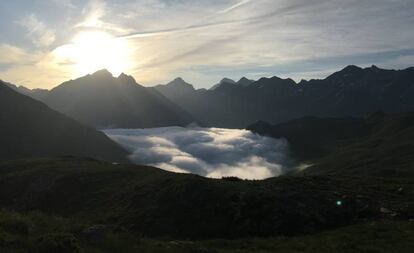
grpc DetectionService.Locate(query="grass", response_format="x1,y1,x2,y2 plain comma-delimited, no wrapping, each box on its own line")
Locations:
1,209,413,253
0,157,413,252
1,157,413,239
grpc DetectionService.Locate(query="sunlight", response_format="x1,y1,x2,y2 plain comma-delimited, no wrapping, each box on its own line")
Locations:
53,31,132,76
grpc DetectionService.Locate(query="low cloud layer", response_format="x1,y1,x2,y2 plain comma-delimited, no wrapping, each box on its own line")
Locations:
104,127,292,180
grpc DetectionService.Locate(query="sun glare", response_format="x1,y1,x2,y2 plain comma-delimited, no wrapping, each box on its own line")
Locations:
53,31,132,77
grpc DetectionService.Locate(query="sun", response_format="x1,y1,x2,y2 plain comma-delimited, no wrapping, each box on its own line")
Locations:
53,31,133,77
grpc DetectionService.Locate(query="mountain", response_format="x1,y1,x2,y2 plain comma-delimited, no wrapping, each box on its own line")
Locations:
8,65,414,129
2,79,48,100
0,81,128,162
248,117,369,161
40,70,195,128
237,76,254,86
209,78,236,90
155,66,414,128
248,111,414,178
154,77,197,101
207,77,254,90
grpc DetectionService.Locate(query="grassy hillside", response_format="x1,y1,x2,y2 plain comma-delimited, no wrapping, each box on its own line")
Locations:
1,209,413,253
0,157,413,241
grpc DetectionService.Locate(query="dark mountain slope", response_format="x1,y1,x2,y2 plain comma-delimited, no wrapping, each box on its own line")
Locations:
41,70,195,128
307,112,414,177
249,112,414,178
0,82,128,162
156,66,414,128
248,117,370,161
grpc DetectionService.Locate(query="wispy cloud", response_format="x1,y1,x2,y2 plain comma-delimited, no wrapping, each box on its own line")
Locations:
74,0,130,34
0,44,29,64
217,0,252,14
16,14,56,48
1,0,414,88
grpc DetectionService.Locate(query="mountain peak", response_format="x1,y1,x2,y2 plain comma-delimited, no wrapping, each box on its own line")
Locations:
166,77,194,90
91,69,113,78
168,77,189,86
369,65,382,72
237,77,254,86
326,65,364,80
118,72,137,84
173,77,185,82
341,65,363,73
220,78,236,84
156,77,196,94
210,78,236,90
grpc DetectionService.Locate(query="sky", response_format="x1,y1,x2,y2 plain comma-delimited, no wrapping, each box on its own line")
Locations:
0,0,414,89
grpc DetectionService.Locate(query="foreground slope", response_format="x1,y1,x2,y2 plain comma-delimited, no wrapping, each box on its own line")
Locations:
0,83,128,162
0,157,412,240
1,210,412,253
41,70,194,128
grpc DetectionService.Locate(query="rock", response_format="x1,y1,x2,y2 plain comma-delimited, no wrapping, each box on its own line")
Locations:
380,207,397,217
82,225,110,244
36,233,81,253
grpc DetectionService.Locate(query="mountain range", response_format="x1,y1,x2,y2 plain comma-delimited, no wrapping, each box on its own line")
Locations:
7,65,414,129
38,70,194,128
155,65,414,128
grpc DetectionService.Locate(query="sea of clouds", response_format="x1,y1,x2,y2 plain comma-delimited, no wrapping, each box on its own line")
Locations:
104,127,292,180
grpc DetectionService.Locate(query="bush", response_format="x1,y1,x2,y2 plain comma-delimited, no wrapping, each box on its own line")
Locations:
33,233,82,253
0,212,30,235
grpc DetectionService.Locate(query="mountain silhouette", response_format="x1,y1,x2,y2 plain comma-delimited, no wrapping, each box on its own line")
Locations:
0,81,128,162
40,70,195,128
236,77,254,86
6,65,414,129
156,65,414,128
153,77,196,101
2,79,48,100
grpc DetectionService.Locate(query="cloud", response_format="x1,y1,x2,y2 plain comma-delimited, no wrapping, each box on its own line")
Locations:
217,0,252,14
0,44,29,64
74,0,106,29
74,0,131,34
16,14,56,48
1,0,414,88
104,127,292,180
0,49,74,89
